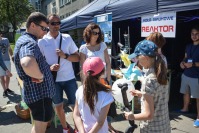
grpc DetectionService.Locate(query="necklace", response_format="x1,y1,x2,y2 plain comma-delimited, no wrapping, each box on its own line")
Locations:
87,43,100,52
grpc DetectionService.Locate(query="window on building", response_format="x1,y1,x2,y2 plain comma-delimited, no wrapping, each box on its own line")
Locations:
89,0,94,3
65,0,71,4
52,2,56,7
60,0,64,7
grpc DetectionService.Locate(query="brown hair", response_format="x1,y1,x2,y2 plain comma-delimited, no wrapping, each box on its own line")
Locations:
152,54,167,85
83,23,103,44
47,14,60,20
146,32,166,48
84,69,111,114
26,12,48,29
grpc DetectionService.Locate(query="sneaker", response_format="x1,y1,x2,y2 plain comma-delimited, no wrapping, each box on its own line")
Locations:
194,119,199,127
3,91,8,97
63,127,70,133
6,88,14,94
175,109,189,114
74,130,79,133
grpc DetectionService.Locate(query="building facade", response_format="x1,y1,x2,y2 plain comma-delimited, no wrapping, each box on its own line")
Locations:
39,0,94,20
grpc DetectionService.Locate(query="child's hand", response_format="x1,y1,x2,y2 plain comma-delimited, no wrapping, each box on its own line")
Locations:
124,111,134,120
130,90,143,97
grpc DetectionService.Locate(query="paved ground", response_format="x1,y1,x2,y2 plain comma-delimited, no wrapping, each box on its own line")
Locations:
0,62,199,133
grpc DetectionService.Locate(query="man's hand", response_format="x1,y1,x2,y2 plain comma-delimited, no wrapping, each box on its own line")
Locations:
183,62,193,68
50,64,60,71
180,61,186,69
56,49,67,59
31,77,43,83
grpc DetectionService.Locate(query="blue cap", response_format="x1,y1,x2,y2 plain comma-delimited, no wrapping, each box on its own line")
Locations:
128,40,157,59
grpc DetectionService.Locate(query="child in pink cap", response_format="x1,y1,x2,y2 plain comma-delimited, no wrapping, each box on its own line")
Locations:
73,57,114,133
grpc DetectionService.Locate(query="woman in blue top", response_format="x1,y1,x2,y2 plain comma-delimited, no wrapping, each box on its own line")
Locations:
0,49,12,111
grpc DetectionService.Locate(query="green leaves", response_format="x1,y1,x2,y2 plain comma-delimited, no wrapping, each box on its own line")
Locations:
0,0,35,39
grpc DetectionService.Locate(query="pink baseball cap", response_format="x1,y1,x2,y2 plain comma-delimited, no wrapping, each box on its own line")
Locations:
83,57,105,76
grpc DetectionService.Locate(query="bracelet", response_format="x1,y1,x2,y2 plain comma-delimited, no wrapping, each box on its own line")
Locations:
65,53,69,59
38,75,44,80
192,62,196,67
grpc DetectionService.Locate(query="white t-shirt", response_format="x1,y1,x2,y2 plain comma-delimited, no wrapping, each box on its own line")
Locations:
79,42,107,77
38,32,78,81
76,86,114,133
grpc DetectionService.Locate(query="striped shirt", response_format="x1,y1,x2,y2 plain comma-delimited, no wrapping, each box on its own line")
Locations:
14,32,55,104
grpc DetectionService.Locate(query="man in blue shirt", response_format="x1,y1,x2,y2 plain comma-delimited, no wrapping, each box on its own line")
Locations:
14,12,55,133
179,25,199,127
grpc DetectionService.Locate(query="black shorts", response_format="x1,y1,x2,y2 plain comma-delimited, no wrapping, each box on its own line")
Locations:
27,98,53,122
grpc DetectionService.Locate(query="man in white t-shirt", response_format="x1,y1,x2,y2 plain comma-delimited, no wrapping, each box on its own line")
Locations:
38,14,79,133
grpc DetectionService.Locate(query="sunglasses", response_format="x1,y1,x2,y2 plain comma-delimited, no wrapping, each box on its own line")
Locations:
92,31,100,36
34,23,49,32
50,22,61,26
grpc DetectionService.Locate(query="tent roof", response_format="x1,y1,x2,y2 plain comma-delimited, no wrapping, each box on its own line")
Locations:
60,0,199,32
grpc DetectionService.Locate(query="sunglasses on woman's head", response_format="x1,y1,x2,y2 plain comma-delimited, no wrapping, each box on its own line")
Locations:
92,31,100,35
50,22,61,26
34,23,49,32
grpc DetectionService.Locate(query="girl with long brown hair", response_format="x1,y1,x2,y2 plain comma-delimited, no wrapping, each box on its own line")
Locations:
73,57,114,133
125,40,171,133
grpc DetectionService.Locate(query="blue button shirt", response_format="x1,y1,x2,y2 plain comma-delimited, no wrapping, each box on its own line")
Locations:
14,32,55,104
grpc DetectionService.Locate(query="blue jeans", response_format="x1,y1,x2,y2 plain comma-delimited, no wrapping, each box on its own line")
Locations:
52,78,77,106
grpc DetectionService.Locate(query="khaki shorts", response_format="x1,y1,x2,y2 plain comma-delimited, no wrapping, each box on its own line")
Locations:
180,74,199,98
0,61,11,76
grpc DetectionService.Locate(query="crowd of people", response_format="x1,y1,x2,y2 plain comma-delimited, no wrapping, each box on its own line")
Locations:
0,11,199,133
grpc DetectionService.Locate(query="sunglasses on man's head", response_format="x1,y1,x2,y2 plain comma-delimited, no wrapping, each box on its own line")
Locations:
50,22,61,26
34,23,49,32
92,31,100,35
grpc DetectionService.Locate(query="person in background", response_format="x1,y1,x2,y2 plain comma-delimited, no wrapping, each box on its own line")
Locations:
0,34,14,97
79,23,118,133
14,12,55,133
73,57,114,133
38,14,79,133
179,25,199,127
79,23,111,84
146,32,167,67
0,48,12,111
124,40,171,133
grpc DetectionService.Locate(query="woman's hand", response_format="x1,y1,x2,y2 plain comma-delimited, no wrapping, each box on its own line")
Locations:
130,90,143,98
6,70,12,77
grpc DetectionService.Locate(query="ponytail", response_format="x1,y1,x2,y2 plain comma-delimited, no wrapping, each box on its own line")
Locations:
154,54,167,85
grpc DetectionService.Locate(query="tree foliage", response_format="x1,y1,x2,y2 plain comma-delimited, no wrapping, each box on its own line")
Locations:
0,0,35,41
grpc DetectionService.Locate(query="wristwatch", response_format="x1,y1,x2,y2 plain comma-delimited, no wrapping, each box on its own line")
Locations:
65,53,69,59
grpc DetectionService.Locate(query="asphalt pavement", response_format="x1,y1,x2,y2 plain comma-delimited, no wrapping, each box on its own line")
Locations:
0,62,199,133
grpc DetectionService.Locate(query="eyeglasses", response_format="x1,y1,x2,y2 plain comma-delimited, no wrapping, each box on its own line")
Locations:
34,23,49,32
92,31,100,36
50,22,61,26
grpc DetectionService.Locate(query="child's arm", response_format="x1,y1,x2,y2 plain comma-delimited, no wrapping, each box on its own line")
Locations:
125,94,154,120
73,101,86,133
88,103,111,133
